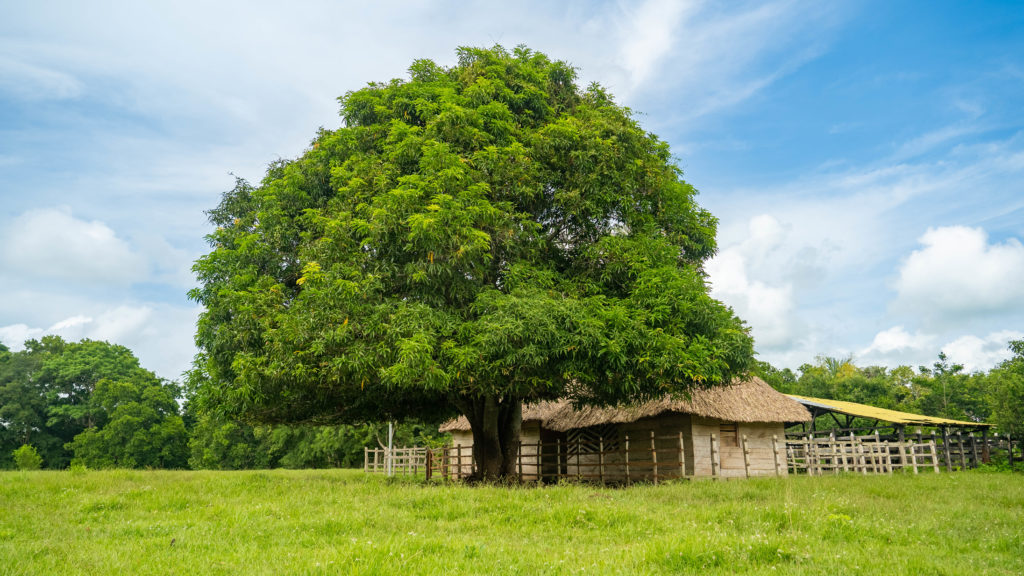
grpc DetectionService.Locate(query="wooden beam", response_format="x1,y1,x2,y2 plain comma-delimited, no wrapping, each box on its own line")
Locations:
828,412,844,428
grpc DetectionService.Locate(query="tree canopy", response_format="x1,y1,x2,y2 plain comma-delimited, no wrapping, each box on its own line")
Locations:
0,336,187,469
190,45,755,479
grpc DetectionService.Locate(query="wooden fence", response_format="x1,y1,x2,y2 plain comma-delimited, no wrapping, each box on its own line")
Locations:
787,431,1021,472
366,430,1022,482
786,437,938,475
363,446,428,476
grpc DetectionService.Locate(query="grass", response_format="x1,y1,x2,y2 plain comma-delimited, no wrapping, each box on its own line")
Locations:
1,469,1022,575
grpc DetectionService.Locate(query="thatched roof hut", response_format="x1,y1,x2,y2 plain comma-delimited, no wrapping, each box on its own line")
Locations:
440,377,811,433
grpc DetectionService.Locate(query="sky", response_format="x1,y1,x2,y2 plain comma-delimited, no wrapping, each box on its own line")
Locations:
1,1,1022,381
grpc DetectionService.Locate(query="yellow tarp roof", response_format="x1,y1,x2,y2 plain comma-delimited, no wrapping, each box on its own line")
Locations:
786,394,989,428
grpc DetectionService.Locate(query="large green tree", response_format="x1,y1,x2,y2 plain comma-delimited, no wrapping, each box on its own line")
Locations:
190,46,754,480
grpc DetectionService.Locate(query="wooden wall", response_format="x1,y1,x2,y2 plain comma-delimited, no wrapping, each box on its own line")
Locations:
692,417,787,478
448,415,786,480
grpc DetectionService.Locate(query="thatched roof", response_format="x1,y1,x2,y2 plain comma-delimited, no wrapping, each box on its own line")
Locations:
439,377,812,433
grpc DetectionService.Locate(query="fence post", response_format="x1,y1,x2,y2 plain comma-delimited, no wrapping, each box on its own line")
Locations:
772,435,782,476
741,434,751,478
807,438,816,476
710,433,719,479
785,439,795,475
848,433,857,473
679,431,687,479
651,430,658,485
875,442,884,474
624,435,631,485
456,444,463,481
536,442,543,484
599,437,605,484
556,438,562,482
518,442,524,481
897,426,906,469
957,432,967,470
970,433,980,469
425,449,433,481
577,435,583,482
929,439,940,473
940,427,951,471
824,433,831,474
839,438,849,473
910,441,919,474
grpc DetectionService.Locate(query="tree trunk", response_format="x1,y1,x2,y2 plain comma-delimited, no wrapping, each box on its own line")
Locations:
461,395,522,482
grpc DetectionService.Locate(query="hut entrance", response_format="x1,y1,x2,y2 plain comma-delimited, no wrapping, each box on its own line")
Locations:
539,428,567,481
717,422,745,473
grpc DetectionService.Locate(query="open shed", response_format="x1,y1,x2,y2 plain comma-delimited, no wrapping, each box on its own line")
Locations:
784,394,995,471
786,394,989,434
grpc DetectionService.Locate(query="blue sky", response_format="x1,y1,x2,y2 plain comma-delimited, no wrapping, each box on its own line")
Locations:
1,1,1022,380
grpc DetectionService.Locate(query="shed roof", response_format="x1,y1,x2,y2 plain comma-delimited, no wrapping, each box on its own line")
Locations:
786,394,989,428
440,377,812,433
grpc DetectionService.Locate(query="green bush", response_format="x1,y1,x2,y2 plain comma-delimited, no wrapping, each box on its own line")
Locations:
13,444,43,470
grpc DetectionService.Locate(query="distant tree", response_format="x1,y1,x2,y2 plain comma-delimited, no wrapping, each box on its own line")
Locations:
0,343,55,468
66,373,188,469
0,336,187,469
41,338,142,433
987,340,1024,437
189,45,754,480
755,360,797,393
188,407,446,470
12,444,43,471
912,353,990,422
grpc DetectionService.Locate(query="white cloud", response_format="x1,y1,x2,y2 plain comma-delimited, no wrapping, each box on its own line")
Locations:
632,0,841,124
707,214,801,350
0,55,82,100
0,207,148,285
941,330,1024,372
700,129,1024,370
856,327,1020,372
0,324,44,347
861,326,936,356
615,0,691,94
895,226,1024,320
892,123,982,162
86,306,153,344
49,315,93,331
0,304,201,380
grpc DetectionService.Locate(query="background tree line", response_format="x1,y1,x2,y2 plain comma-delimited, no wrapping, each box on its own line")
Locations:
756,339,1024,437
1,336,1021,469
0,337,444,470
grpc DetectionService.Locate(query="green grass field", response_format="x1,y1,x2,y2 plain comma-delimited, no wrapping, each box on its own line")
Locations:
1,469,1021,575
